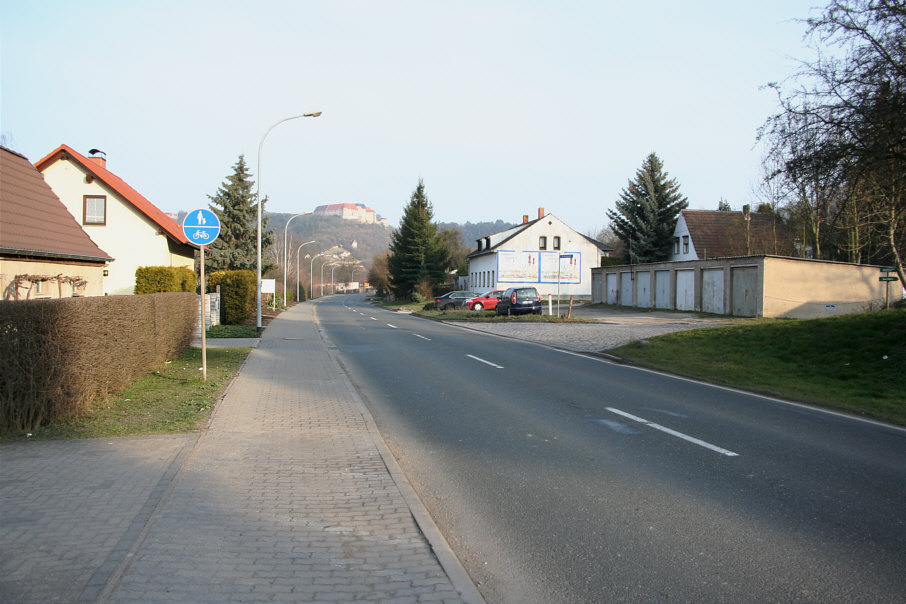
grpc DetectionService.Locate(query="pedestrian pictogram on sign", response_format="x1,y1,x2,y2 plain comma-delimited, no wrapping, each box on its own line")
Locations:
182,209,220,246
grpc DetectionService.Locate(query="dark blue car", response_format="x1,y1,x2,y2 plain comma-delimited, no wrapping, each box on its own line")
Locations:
495,287,542,315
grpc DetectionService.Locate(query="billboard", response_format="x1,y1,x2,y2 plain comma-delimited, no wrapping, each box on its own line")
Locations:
498,251,581,283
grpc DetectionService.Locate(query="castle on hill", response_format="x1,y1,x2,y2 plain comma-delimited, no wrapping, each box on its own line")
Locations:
314,203,389,227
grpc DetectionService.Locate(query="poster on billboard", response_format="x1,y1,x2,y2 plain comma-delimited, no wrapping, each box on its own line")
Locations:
540,252,580,283
498,250,540,282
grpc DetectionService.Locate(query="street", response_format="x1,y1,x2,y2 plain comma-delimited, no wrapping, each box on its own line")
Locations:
315,294,906,603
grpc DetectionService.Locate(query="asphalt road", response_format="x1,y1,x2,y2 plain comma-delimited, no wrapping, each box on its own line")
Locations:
315,295,906,603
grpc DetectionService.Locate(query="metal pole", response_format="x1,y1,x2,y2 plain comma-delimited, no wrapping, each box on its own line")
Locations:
294,240,316,302
283,214,310,306
310,252,327,299
200,245,207,381
256,112,321,329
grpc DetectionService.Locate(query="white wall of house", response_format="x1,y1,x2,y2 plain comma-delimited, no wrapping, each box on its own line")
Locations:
668,213,698,261
468,214,603,299
1,258,105,299
41,160,194,295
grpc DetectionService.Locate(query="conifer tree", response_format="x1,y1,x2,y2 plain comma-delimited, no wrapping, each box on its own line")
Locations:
607,153,688,263
207,155,274,272
388,179,447,298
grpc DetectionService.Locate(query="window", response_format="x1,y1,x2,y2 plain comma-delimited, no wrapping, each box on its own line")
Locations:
553,236,561,250
539,236,547,250
682,235,689,254
674,238,680,254
83,195,106,225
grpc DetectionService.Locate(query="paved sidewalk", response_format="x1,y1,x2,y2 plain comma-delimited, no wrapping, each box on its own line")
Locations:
1,303,482,603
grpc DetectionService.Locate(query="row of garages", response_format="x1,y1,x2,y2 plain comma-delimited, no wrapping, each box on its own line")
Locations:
591,256,902,319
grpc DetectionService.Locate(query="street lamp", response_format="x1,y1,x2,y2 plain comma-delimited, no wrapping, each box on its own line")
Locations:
256,111,322,329
310,252,329,300
331,264,341,293
283,213,311,305
321,261,339,297
295,240,316,302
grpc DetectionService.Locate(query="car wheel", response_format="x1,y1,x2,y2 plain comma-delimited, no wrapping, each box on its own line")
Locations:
473,303,483,311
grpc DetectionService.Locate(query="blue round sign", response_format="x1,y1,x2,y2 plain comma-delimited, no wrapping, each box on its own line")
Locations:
182,209,220,246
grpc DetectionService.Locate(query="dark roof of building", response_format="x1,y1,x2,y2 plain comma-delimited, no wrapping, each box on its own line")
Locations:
34,144,188,245
682,209,793,259
0,146,112,263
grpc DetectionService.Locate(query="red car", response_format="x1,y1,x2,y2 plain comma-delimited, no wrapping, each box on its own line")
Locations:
463,290,504,311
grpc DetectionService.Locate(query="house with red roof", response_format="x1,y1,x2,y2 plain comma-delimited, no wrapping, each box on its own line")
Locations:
670,208,794,261
34,145,194,295
1,146,113,299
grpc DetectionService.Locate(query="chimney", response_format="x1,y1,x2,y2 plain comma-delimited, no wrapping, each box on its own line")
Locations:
523,215,529,224
88,148,107,169
538,207,545,219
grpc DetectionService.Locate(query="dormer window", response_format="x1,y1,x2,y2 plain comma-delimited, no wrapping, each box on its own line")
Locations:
682,235,689,254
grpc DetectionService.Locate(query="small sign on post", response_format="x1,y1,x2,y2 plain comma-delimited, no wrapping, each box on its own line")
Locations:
183,209,221,381
879,266,899,309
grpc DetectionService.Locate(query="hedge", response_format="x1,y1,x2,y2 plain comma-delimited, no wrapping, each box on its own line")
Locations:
0,292,197,433
135,265,198,294
206,270,256,324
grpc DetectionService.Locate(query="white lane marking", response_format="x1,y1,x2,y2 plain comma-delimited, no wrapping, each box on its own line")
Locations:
606,407,739,457
387,324,398,329
413,334,432,341
467,354,504,369
370,317,378,320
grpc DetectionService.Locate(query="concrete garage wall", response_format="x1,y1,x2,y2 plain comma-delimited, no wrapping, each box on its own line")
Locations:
592,256,902,318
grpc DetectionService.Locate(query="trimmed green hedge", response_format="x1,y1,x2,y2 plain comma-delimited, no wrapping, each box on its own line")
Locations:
0,293,196,433
135,266,198,294
207,270,256,324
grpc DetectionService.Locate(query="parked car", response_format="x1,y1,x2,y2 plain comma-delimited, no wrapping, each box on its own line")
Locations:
495,287,543,315
433,290,480,310
463,290,504,311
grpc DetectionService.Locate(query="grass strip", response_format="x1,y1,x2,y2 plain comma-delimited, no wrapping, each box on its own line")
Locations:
3,347,251,441
206,324,259,338
611,310,905,425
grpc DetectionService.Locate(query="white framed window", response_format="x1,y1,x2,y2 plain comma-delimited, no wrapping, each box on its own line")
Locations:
682,235,689,254
83,195,106,225
674,238,680,254
553,236,561,250
539,236,547,250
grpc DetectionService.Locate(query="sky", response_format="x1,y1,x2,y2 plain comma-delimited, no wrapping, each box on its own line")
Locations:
1,0,820,237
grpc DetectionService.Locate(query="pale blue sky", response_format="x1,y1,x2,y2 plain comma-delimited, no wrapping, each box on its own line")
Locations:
1,1,818,235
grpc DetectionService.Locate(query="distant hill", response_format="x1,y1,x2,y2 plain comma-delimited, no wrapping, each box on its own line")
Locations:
268,214,516,268
268,213,391,269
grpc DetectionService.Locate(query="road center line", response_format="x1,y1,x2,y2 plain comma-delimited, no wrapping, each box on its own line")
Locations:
606,407,739,457
467,354,504,369
370,317,378,320
386,324,398,329
413,334,431,341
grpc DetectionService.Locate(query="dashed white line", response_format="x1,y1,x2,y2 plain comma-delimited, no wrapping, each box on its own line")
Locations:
413,334,432,341
386,324,398,329
606,407,739,457
467,354,504,369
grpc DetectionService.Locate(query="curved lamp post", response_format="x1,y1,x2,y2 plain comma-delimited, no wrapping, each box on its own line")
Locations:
256,111,322,329
294,240,316,301
283,213,311,305
320,261,341,297
310,252,329,300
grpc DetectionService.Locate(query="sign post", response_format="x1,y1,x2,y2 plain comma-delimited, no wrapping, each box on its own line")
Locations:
183,209,221,380
558,254,574,317
880,267,899,309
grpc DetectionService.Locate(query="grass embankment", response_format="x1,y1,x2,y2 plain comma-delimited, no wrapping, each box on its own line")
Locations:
612,310,906,425
3,347,250,441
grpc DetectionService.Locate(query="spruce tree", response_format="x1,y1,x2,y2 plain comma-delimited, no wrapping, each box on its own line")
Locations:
607,153,688,263
388,179,447,298
207,155,274,272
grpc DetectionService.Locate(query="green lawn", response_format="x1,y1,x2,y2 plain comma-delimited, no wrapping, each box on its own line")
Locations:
3,347,250,441
612,309,906,425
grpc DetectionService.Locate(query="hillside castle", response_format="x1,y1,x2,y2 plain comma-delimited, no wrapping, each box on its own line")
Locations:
314,203,390,227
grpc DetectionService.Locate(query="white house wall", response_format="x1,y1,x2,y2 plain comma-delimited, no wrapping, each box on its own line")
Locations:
469,214,602,299
41,160,194,295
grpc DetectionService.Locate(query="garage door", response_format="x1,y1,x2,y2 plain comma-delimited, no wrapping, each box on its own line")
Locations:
637,272,651,308
606,273,618,304
655,271,671,309
732,267,758,316
702,269,724,314
676,270,695,311
620,272,633,306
